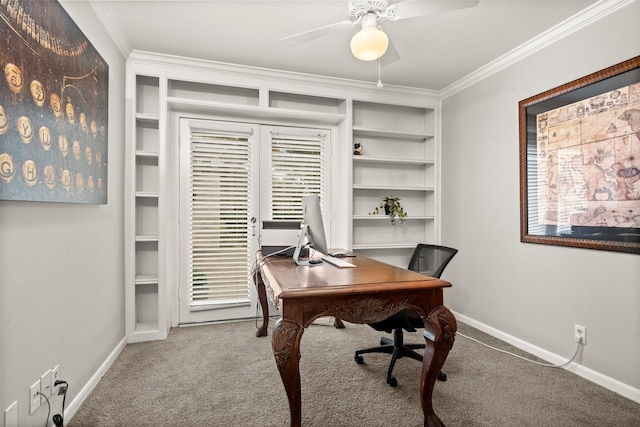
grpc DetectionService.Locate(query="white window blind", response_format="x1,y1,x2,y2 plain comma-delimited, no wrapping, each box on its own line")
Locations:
527,130,544,236
189,128,253,306
270,131,326,220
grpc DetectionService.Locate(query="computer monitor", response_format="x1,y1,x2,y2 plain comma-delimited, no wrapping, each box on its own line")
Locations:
293,194,328,266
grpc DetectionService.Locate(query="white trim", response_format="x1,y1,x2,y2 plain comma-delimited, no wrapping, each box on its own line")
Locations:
129,50,440,104
453,311,640,404
88,1,131,59
95,0,631,102
64,337,127,423
441,0,636,99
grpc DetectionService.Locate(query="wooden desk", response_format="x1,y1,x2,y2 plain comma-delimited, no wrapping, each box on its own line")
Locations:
253,252,456,427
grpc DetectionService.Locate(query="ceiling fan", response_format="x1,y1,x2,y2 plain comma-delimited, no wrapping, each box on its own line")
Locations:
281,0,480,65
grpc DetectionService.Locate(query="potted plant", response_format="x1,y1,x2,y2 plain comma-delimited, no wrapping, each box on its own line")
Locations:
369,195,407,224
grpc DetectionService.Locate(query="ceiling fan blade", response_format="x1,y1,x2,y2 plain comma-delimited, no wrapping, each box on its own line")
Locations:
380,38,400,67
388,0,479,21
280,20,355,47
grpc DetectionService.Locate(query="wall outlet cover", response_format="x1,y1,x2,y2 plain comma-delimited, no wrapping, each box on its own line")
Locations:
4,401,18,427
41,369,53,403
30,380,41,414
52,364,60,392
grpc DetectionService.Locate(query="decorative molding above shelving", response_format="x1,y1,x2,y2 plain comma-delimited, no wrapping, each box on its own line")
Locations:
167,97,346,125
124,50,440,101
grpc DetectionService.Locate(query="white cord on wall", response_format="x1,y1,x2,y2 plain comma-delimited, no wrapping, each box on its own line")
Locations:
457,332,583,368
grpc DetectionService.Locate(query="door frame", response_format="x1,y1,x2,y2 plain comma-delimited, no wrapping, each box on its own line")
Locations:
167,110,346,328
177,118,261,324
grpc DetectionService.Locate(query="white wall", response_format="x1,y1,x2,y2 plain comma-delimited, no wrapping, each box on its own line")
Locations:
441,0,640,399
0,2,126,426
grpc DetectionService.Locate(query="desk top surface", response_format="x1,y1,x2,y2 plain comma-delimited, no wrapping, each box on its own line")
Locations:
258,251,451,300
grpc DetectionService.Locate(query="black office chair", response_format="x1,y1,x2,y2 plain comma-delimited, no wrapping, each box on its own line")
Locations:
354,244,458,387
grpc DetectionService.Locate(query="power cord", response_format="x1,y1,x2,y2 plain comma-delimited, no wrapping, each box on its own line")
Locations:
250,245,296,276
52,380,68,427
457,332,584,368
36,392,50,427
251,246,297,329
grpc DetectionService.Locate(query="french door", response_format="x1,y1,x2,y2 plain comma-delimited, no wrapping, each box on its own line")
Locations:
178,119,330,324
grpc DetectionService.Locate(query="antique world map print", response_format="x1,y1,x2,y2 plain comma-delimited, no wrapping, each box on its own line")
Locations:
536,82,640,231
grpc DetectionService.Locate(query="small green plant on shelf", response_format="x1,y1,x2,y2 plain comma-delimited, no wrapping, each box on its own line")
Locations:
369,195,407,225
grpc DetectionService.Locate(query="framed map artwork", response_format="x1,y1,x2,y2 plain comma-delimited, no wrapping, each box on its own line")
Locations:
0,0,109,204
519,56,640,254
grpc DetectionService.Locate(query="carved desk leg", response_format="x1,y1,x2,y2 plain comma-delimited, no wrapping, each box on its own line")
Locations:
272,318,304,427
421,306,457,427
253,271,269,337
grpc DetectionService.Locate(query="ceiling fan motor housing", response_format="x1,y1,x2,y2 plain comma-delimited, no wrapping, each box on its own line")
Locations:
349,0,390,22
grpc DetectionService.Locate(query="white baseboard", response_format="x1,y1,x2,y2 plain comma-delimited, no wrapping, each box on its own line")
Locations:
453,311,640,404
64,336,127,422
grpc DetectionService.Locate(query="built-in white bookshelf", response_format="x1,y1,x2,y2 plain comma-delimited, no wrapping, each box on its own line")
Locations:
352,101,436,267
125,51,440,340
125,73,165,342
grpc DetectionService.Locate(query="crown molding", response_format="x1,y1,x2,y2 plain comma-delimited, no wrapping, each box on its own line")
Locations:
91,0,633,102
91,2,438,103
440,0,636,100
89,0,131,60
128,50,440,106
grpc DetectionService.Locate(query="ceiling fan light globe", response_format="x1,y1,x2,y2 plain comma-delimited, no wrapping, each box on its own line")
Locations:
350,26,389,61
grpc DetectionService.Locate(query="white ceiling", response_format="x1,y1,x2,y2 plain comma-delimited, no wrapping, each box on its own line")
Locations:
94,0,601,91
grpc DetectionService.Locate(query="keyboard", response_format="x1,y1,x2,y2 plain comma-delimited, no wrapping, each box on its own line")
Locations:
322,255,356,268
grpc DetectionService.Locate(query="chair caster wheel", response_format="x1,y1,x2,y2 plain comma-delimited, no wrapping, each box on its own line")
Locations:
387,377,398,387
437,371,447,382
355,354,364,364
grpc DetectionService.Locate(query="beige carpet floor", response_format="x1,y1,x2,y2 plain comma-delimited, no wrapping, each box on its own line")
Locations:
68,318,640,426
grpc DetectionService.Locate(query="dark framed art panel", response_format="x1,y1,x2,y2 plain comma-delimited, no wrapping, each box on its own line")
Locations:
519,56,640,254
0,0,109,204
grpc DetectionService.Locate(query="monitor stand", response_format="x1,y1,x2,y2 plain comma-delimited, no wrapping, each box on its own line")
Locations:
293,225,323,267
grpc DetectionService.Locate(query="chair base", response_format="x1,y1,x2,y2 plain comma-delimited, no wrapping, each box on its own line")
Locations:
354,329,447,387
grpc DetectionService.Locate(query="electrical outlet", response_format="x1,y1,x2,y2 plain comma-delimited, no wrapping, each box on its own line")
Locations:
29,380,41,414
40,369,53,403
574,324,587,344
52,365,60,392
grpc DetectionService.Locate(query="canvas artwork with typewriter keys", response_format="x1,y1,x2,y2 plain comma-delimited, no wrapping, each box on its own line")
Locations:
0,0,109,204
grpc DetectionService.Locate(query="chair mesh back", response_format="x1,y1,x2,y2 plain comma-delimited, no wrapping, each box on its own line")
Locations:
407,244,458,278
